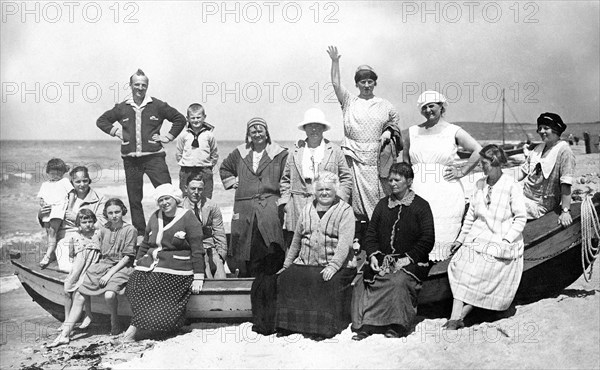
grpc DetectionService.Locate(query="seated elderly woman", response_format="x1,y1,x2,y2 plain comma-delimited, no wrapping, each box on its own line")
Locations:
275,171,356,339
122,184,205,341
446,145,527,330
351,162,434,341
517,112,576,227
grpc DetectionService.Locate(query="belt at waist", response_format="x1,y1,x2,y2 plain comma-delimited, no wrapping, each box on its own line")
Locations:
236,192,278,201
181,166,213,170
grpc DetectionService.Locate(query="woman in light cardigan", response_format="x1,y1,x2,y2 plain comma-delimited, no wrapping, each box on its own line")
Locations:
446,144,527,330
122,184,205,341
276,171,356,339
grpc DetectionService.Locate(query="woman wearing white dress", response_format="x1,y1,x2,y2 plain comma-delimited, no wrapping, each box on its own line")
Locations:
403,91,482,261
446,145,527,330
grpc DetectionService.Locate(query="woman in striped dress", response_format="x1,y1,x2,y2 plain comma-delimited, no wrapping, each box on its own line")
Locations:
446,145,527,330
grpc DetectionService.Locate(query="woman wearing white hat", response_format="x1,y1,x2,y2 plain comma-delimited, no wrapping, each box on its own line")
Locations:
403,91,482,261
278,108,353,246
122,183,206,342
327,46,402,228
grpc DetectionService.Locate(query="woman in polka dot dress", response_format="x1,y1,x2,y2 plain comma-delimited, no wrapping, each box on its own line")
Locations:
122,184,205,341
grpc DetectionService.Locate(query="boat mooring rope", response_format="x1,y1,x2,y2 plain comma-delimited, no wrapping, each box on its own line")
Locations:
581,195,600,282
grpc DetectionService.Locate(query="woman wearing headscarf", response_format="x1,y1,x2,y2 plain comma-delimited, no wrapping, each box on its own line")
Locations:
278,108,352,246
516,112,576,227
403,91,482,261
327,46,402,228
122,184,205,341
446,145,527,330
276,171,356,339
351,163,434,340
220,117,288,335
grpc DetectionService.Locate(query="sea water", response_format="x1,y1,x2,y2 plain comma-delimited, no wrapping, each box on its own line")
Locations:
0,140,295,238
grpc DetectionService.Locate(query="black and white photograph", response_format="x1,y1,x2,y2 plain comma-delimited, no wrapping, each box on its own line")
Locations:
1,1,599,368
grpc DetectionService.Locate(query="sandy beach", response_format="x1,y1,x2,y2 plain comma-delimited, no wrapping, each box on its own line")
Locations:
1,145,598,370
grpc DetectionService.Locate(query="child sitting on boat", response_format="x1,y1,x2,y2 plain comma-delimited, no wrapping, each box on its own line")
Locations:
48,198,137,347
62,209,101,330
38,158,76,269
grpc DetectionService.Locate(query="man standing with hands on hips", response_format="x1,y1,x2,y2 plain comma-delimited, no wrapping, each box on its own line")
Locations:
97,69,187,239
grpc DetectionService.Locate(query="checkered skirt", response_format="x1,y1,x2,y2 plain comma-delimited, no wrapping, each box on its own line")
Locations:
448,245,523,311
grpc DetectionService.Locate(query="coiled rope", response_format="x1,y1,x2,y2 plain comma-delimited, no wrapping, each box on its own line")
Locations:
581,195,600,282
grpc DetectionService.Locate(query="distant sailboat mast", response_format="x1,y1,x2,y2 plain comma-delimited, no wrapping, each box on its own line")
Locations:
501,88,505,146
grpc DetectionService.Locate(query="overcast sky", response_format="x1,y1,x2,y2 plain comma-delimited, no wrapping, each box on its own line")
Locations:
1,0,599,141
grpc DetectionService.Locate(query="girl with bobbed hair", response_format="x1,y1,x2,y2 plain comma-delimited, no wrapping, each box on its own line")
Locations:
48,198,137,347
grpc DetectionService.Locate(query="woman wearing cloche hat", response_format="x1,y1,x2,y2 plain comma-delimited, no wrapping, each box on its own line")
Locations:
326,46,402,230
516,112,576,227
278,108,353,246
219,117,288,335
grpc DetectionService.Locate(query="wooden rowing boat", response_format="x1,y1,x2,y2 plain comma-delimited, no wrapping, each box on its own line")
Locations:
10,198,599,322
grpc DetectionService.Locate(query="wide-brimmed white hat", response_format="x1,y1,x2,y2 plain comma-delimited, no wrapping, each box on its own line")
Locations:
297,108,331,131
154,183,182,204
417,90,448,109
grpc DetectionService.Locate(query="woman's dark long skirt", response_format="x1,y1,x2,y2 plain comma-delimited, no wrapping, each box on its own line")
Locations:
276,264,356,338
126,270,193,332
248,219,285,335
351,270,422,334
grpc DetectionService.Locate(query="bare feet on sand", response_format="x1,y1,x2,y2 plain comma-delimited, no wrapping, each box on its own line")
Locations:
46,335,69,348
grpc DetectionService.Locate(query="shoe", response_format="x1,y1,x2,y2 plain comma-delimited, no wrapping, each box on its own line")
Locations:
276,329,294,338
351,331,371,341
39,254,51,269
46,335,69,348
384,328,401,338
444,319,465,330
251,325,275,336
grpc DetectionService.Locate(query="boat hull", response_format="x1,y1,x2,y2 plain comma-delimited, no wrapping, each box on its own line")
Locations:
10,200,598,321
